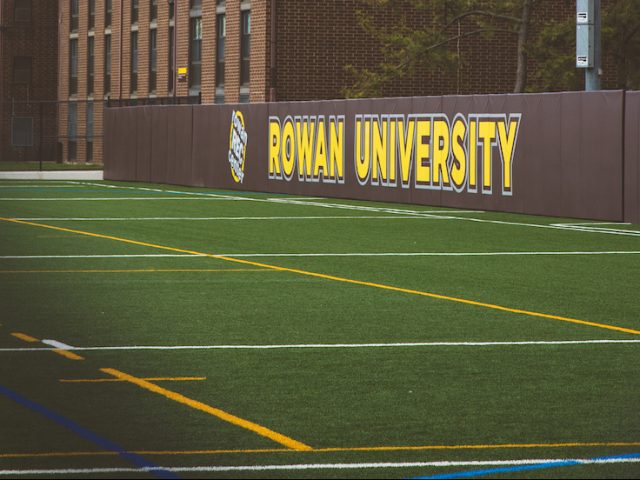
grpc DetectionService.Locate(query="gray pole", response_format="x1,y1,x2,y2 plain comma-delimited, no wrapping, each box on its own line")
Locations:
585,0,601,91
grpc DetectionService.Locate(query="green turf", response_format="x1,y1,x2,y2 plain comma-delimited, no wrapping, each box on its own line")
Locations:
0,180,638,479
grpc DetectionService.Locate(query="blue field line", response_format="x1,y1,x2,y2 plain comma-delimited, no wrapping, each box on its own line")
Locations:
0,384,178,480
411,452,640,479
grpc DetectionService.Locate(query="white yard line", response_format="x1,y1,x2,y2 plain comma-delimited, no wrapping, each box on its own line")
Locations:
10,215,463,221
211,251,640,258
2,251,639,260
549,223,640,236
554,222,632,226
71,181,249,200
0,456,638,475
1,339,639,353
266,197,327,201
67,181,640,237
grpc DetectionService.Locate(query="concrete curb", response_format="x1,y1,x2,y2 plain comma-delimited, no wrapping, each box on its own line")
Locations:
0,171,104,180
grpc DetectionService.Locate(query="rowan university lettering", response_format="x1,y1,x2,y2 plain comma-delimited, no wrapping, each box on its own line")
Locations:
268,113,521,195
269,116,346,184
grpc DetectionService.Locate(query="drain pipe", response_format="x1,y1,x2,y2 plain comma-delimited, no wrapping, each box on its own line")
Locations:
119,0,123,100
269,0,276,102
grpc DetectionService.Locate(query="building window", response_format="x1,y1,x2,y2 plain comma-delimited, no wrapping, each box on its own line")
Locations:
131,31,138,93
169,0,174,20
88,0,95,29
149,29,157,93
190,0,202,14
13,57,32,84
131,0,139,24
104,35,112,94
86,102,94,162
12,117,33,147
87,37,95,95
216,14,225,88
105,0,112,27
240,10,250,86
14,0,31,22
70,0,79,32
151,0,158,22
68,103,77,161
69,39,78,95
189,16,202,94
168,26,174,93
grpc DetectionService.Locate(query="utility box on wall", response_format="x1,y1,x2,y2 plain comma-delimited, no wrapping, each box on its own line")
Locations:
576,0,595,68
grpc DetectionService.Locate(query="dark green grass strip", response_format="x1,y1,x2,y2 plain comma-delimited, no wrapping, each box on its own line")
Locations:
0,384,176,479
413,452,640,479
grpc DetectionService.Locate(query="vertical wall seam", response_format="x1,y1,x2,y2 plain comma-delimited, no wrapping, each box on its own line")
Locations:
621,89,626,222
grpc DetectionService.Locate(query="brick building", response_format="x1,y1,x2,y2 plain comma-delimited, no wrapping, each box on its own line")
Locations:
56,0,619,164
0,0,58,163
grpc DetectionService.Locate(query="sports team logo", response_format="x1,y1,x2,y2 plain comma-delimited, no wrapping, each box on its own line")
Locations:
228,110,248,183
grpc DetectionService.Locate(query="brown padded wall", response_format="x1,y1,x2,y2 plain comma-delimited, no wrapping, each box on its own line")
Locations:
119,108,138,181
104,90,639,222
135,108,152,182
149,107,169,185
625,92,640,224
102,107,115,179
164,106,193,187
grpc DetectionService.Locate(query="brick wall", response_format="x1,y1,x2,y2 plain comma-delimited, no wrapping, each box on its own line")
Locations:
175,0,190,97
0,0,58,162
53,0,626,165
272,0,623,101
250,0,269,102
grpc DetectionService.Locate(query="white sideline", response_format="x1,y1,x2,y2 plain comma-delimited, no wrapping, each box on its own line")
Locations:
10,214,476,220
1,339,639,353
72,181,640,237
205,250,640,258
2,251,640,260
0,456,638,475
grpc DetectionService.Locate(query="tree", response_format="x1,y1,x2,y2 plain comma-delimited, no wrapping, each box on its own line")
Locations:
601,0,640,89
344,0,538,98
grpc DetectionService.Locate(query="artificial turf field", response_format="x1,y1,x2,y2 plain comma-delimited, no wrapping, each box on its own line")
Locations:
0,179,639,479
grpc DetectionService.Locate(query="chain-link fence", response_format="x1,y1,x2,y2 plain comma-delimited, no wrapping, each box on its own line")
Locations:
1,97,198,165
1,100,61,164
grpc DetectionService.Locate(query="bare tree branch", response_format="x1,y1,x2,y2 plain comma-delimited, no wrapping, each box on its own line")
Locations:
444,10,522,30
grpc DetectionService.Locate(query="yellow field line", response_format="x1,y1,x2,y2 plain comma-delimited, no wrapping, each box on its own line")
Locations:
60,377,206,383
53,349,84,361
2,217,639,336
2,441,639,459
11,332,39,343
0,268,268,273
10,331,83,360
100,368,313,451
